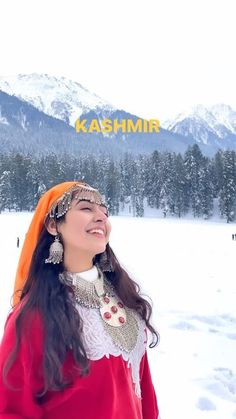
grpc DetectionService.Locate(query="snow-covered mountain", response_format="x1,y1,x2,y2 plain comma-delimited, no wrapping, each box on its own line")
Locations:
0,73,115,126
0,89,193,157
1,73,236,156
162,104,236,145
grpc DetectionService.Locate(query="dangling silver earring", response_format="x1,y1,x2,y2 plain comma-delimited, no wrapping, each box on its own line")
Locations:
45,235,63,264
98,249,114,272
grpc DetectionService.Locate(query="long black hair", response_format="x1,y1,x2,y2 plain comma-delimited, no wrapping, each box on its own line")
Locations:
3,202,160,403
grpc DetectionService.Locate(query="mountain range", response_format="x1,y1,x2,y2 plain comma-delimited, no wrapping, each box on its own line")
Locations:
0,73,235,158
162,104,236,151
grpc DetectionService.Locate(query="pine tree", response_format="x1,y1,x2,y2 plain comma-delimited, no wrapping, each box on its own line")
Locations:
0,170,12,212
212,150,224,197
105,160,120,215
198,157,214,219
119,153,133,213
10,153,32,211
219,150,236,222
173,153,189,217
184,144,204,217
158,152,175,217
146,151,162,209
130,158,144,217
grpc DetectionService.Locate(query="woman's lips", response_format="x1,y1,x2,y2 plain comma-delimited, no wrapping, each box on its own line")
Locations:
87,231,105,238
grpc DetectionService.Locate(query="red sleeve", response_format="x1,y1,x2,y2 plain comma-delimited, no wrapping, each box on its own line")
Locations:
0,305,45,418
140,350,160,419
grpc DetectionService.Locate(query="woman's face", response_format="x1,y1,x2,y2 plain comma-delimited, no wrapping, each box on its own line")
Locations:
57,198,112,257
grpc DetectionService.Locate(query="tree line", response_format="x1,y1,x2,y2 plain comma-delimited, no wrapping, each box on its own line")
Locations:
0,144,236,222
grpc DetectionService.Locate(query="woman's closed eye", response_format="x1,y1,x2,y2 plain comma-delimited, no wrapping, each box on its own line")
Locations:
81,207,109,217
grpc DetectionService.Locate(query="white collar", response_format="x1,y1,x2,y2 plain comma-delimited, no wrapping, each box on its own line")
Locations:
69,264,99,282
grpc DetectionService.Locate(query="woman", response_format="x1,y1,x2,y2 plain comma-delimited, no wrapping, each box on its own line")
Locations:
0,181,160,418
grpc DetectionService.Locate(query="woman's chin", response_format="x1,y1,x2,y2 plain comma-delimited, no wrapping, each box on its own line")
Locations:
92,243,107,254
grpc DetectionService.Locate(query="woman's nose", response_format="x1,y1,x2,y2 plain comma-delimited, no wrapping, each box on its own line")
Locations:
94,208,107,221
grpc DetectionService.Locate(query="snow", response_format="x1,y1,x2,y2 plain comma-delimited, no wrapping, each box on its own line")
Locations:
0,73,114,126
0,105,9,125
0,210,236,419
211,104,236,134
162,103,236,142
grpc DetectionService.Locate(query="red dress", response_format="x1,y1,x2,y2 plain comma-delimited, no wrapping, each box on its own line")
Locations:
0,298,159,419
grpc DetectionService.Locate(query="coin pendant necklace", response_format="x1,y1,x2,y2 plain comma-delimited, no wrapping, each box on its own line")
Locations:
59,264,139,353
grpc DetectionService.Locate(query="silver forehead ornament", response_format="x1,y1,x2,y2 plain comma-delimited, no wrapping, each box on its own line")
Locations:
46,183,108,220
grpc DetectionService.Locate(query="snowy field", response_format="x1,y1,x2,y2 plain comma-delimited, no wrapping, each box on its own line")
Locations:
0,210,236,419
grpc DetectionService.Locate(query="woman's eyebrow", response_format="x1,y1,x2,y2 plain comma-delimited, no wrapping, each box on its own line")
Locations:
75,200,107,211
75,199,92,206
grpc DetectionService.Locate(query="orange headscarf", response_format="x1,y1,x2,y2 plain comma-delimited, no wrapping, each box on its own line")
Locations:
13,181,84,306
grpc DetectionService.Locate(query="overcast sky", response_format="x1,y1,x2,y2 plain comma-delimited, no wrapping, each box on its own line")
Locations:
0,0,235,122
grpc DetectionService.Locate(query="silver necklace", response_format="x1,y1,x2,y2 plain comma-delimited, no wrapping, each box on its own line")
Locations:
59,264,139,353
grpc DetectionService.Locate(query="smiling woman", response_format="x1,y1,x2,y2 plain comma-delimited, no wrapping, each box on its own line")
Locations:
0,181,160,419
46,196,112,274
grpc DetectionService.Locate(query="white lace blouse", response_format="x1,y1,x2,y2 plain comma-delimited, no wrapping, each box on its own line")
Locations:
70,264,147,398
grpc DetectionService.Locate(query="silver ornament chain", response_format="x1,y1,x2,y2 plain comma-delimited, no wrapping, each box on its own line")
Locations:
58,265,139,352
59,264,114,308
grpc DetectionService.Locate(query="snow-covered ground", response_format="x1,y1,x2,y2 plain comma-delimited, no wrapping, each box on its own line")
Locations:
0,211,236,419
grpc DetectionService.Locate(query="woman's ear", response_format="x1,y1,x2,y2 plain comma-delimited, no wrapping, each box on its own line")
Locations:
46,219,58,236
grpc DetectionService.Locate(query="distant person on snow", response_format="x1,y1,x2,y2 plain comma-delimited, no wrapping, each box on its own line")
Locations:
0,181,160,419
16,237,20,248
